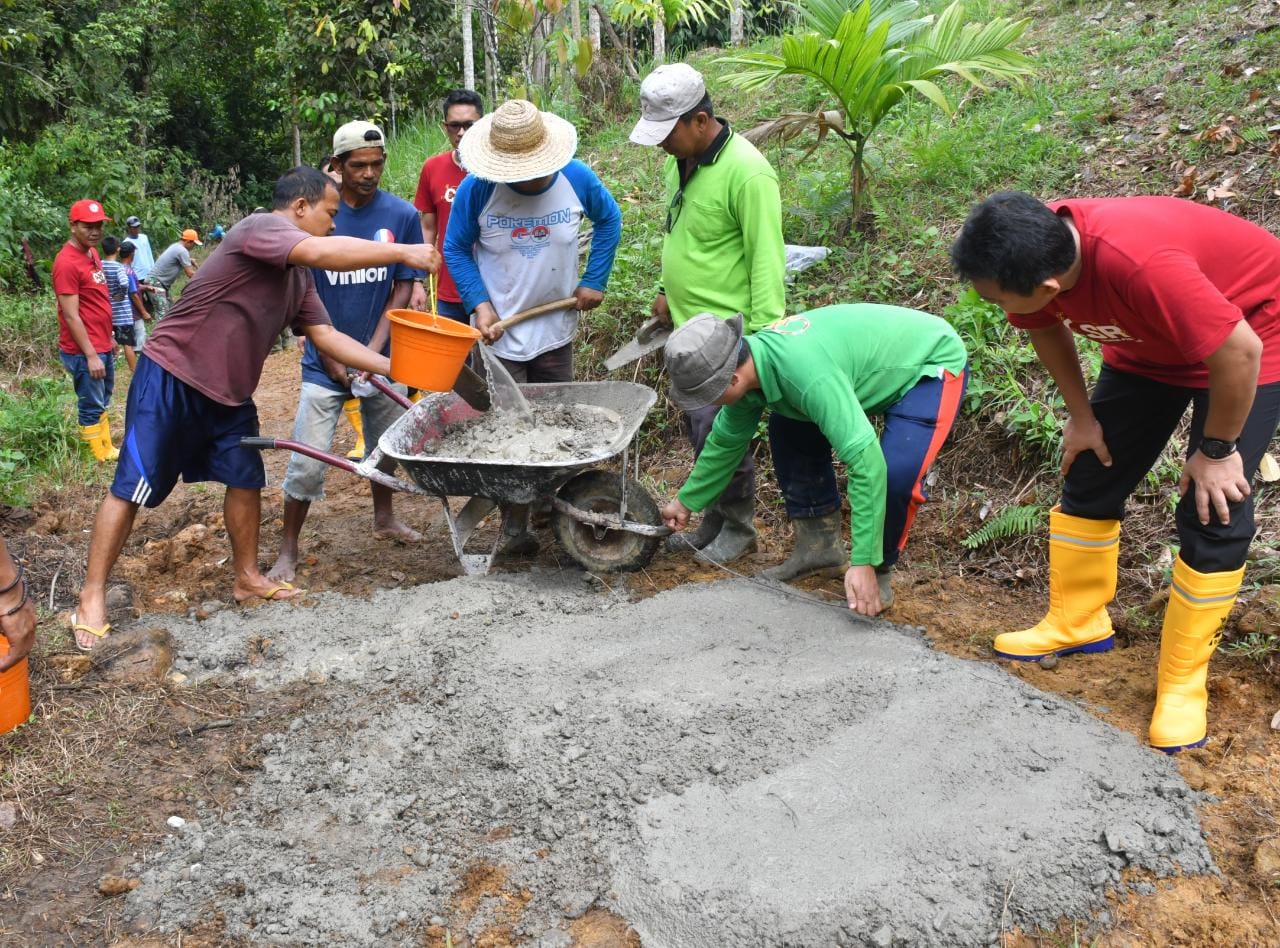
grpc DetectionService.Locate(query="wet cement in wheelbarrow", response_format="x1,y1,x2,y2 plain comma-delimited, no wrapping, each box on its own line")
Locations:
124,575,1214,946
424,404,623,462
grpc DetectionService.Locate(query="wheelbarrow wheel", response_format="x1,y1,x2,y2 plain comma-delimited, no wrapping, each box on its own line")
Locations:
552,470,662,573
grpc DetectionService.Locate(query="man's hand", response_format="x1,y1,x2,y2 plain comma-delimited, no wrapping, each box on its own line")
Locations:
403,244,441,274
87,352,106,380
409,281,427,312
474,302,502,343
1061,412,1112,476
1180,449,1250,525
574,287,604,312
660,499,691,532
321,354,350,387
844,565,883,617
651,293,672,328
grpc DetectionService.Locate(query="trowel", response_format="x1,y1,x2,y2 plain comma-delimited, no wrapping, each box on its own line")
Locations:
604,317,671,371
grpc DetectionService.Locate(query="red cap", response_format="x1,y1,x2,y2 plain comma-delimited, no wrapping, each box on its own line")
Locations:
69,200,111,223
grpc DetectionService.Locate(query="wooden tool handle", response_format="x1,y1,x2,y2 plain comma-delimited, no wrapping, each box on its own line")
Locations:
493,296,579,332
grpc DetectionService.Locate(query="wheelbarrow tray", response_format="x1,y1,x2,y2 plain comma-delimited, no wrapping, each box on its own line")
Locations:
378,381,657,506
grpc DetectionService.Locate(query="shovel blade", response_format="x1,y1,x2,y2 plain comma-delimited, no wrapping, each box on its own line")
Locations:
452,363,491,411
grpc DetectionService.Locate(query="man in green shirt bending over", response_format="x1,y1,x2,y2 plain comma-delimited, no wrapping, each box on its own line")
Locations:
659,305,969,615
631,63,787,563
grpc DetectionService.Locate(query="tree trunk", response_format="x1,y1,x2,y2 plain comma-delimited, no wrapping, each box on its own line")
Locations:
559,10,574,102
653,15,665,66
592,4,637,79
533,15,549,88
291,90,302,167
482,0,500,105
588,3,601,51
570,0,581,40
730,0,745,45
461,0,475,91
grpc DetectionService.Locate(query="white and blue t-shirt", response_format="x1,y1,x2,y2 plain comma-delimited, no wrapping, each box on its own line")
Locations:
302,188,425,393
443,160,622,362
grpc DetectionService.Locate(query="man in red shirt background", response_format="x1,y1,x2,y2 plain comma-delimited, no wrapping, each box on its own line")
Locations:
53,199,119,462
410,89,483,322
952,191,1280,754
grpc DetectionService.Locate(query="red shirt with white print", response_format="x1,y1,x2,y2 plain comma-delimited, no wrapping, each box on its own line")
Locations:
1007,197,1280,387
413,150,467,303
52,239,113,355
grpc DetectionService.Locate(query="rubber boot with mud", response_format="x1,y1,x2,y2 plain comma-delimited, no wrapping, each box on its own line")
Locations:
500,504,540,557
760,512,845,581
343,398,366,460
1148,556,1244,753
665,505,724,554
97,413,120,461
697,497,757,564
876,564,895,610
993,508,1119,660
80,420,115,463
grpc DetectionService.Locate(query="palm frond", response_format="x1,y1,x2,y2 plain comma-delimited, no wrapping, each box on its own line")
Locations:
798,0,928,45
741,109,849,158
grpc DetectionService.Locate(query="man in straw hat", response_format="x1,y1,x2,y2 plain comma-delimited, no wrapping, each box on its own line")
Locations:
629,63,787,566
659,305,968,617
444,98,622,554
69,166,440,651
268,120,427,586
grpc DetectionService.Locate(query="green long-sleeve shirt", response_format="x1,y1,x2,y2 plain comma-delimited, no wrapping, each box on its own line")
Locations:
660,126,785,332
677,304,968,566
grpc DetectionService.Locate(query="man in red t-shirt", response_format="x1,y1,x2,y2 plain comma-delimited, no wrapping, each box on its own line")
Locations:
410,89,483,322
69,166,441,652
53,199,119,462
952,191,1280,754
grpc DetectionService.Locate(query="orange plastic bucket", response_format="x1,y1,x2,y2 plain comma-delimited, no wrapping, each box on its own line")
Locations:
0,637,31,735
387,309,482,392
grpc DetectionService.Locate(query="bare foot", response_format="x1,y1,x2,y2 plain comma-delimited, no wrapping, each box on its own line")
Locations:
374,520,423,544
233,573,304,605
73,587,110,651
267,551,298,584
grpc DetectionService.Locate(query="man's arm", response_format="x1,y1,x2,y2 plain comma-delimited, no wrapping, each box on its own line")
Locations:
1027,323,1112,475
288,236,439,274
1180,319,1260,524
735,171,786,326
674,399,765,513
420,211,438,248
56,293,106,378
565,163,623,311
367,279,414,357
300,323,391,378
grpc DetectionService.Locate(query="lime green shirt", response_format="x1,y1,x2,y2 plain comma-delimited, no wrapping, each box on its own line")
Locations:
677,304,968,565
660,127,785,332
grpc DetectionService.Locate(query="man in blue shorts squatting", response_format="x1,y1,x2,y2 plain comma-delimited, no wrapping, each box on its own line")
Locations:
268,120,426,583
70,166,441,651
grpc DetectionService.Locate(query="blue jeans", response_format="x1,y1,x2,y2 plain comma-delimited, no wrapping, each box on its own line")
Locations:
769,368,968,567
60,350,115,426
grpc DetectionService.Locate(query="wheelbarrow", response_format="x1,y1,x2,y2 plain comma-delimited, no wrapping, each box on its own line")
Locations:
241,377,670,576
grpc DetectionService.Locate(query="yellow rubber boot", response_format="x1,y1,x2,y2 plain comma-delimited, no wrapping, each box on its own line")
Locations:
993,508,1119,660
343,398,366,460
1149,556,1244,753
79,421,114,462
98,412,120,461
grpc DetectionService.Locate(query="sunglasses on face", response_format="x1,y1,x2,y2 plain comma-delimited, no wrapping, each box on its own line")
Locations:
444,121,476,132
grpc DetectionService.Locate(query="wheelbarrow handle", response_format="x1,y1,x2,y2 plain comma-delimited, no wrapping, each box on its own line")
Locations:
364,374,415,410
240,437,279,451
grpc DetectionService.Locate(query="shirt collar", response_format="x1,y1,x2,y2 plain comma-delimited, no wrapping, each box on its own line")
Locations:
679,121,733,183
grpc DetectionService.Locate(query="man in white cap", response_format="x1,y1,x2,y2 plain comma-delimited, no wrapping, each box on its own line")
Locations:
443,98,622,554
268,120,428,584
124,215,155,280
659,305,968,616
630,63,786,565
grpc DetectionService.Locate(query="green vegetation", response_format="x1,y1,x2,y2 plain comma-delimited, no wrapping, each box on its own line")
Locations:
961,504,1042,550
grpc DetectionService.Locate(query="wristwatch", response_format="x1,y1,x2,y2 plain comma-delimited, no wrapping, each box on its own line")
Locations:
1199,437,1239,460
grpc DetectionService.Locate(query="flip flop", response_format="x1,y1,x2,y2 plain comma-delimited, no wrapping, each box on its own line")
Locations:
69,611,111,653
235,581,301,606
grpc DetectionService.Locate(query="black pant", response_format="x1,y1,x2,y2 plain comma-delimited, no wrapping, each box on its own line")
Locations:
683,404,755,503
1062,365,1280,573
497,342,573,383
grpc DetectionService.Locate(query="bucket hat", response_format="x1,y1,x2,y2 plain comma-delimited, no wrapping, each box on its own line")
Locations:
665,313,745,410
458,99,577,183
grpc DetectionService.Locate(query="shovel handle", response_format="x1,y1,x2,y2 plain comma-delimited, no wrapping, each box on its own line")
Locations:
492,296,579,333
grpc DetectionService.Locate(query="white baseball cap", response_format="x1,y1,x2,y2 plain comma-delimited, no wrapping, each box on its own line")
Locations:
332,120,386,157
629,64,707,146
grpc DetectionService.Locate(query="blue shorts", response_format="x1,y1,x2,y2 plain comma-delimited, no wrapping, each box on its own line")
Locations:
111,356,265,508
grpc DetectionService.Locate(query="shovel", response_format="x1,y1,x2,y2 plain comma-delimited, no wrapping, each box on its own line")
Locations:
604,317,671,371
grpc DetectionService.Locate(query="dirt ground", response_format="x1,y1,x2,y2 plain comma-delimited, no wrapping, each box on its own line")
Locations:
3,347,1280,946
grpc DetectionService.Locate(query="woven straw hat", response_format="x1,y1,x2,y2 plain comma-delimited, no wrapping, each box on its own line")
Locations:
458,99,578,183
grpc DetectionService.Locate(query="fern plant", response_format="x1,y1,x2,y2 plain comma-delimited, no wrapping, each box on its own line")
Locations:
961,504,1043,550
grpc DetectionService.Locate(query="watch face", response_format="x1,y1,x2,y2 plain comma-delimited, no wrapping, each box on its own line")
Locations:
1201,438,1236,460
